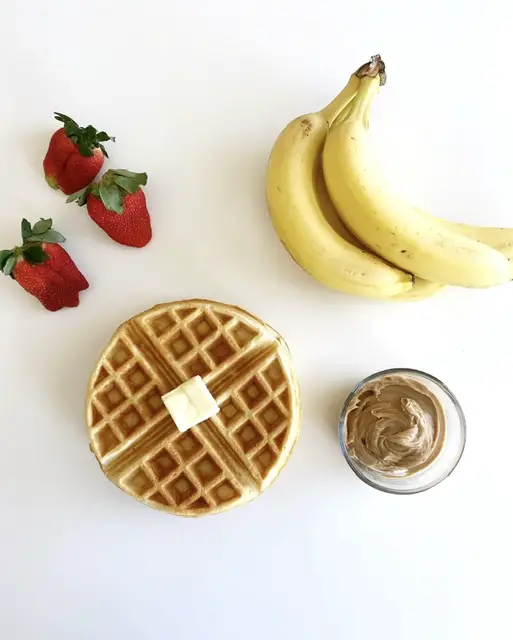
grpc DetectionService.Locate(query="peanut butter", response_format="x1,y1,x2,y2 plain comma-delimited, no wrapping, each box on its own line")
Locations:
344,374,446,476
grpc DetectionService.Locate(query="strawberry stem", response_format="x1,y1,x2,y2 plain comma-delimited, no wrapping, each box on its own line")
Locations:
53,112,115,158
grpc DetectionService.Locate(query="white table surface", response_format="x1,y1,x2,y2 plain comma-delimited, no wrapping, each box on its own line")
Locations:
2,2,513,638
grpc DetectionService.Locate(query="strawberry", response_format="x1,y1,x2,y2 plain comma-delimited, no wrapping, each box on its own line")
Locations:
43,113,115,195
68,170,152,248
1,218,88,311
43,243,89,292
13,260,79,311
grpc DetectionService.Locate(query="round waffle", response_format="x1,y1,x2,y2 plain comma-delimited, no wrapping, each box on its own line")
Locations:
86,299,301,516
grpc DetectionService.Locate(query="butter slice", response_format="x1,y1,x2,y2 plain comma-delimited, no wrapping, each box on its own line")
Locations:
161,376,219,432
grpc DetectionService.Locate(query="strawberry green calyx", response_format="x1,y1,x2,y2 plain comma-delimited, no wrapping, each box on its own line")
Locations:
54,112,115,158
21,218,66,245
0,218,66,278
67,169,148,215
0,249,17,277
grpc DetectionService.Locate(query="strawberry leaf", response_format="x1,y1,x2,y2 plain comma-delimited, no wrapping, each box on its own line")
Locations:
77,191,89,206
54,112,79,128
53,112,114,157
27,229,66,244
110,169,134,177
112,170,148,186
64,122,80,138
21,219,32,241
98,144,109,158
3,255,16,276
32,218,53,235
99,183,124,214
67,186,90,207
23,245,48,265
54,113,82,140
113,175,141,194
77,141,94,157
0,250,14,271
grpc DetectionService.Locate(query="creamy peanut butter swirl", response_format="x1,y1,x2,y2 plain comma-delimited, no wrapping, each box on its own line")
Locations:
345,374,446,476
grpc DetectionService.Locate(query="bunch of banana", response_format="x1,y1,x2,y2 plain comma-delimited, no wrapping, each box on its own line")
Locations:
266,55,513,300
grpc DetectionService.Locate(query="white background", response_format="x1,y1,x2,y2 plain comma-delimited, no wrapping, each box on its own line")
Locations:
1,1,513,638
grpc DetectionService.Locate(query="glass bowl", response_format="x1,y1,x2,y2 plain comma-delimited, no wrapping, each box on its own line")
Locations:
339,368,466,494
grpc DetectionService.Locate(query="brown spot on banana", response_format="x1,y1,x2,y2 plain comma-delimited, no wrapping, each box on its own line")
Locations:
300,118,313,137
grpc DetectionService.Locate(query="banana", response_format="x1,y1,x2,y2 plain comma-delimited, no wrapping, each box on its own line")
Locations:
363,93,513,273
426,214,513,275
311,127,445,301
319,164,445,301
362,84,513,278
392,277,445,302
266,61,413,299
322,61,512,288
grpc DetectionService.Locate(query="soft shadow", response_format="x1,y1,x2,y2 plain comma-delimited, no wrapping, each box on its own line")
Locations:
321,379,357,444
195,144,323,293
37,309,123,432
17,129,52,175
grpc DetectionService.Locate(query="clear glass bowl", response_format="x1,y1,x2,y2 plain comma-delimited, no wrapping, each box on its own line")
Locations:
338,368,466,494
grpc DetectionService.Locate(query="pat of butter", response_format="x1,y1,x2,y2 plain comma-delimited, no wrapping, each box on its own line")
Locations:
161,376,219,432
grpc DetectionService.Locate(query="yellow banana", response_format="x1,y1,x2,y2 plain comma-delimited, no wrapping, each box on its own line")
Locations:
392,277,445,302
360,81,513,270
363,84,513,282
323,62,511,288
331,83,445,302
266,60,413,299
315,130,443,301
424,213,513,275
319,164,444,301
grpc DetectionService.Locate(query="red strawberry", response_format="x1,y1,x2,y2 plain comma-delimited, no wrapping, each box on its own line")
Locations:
1,218,88,311
68,170,152,248
43,113,114,195
43,243,89,292
13,260,79,311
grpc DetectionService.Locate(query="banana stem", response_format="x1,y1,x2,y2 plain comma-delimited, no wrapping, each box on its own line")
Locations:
362,100,372,130
328,55,386,128
346,75,380,124
331,99,355,129
321,75,360,126
355,54,386,86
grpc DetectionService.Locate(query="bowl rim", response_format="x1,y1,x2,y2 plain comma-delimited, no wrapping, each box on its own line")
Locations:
338,367,467,495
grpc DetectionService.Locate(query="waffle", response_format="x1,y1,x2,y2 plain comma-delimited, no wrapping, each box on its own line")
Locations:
86,299,301,516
